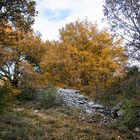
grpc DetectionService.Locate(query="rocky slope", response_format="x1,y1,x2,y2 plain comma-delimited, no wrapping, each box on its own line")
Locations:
57,88,111,116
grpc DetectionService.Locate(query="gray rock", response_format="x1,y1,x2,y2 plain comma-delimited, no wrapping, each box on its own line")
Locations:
102,109,111,115
77,95,84,98
91,104,103,109
77,101,85,104
111,102,123,118
88,101,94,106
112,102,122,110
58,88,80,94
57,88,109,116
96,109,104,113
135,127,140,132
85,109,93,114
117,110,124,118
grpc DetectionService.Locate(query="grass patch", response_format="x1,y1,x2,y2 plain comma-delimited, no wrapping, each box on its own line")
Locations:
0,101,139,140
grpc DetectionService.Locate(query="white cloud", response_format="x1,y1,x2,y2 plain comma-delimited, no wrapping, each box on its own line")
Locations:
33,0,106,41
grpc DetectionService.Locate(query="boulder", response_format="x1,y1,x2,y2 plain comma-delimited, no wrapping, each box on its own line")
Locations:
135,127,140,132
111,102,123,118
112,102,122,110
116,110,124,118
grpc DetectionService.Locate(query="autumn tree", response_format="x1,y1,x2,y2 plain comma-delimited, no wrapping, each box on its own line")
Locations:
42,20,128,97
0,28,47,87
17,33,48,90
103,0,140,60
0,0,42,88
0,0,36,31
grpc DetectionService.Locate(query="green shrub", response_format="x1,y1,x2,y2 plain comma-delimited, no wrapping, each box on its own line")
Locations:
0,98,7,114
40,85,61,109
122,99,139,128
17,88,38,101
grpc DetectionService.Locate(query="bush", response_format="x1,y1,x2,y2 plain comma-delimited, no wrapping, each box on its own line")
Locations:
17,88,39,101
40,85,61,109
0,98,7,114
0,80,19,113
122,99,139,128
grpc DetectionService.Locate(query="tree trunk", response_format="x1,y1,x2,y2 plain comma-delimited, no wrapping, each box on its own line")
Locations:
13,59,20,87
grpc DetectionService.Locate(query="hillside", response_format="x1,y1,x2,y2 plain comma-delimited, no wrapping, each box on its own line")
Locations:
0,0,140,140
0,100,139,140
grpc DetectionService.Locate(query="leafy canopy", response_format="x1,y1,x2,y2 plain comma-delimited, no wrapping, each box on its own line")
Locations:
0,0,36,31
42,20,128,96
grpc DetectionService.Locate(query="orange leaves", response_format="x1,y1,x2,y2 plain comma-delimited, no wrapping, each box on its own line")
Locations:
0,19,128,97
0,22,47,89
42,20,128,94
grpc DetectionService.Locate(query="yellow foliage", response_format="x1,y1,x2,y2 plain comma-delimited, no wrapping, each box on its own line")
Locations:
0,80,20,101
42,20,128,96
0,23,47,89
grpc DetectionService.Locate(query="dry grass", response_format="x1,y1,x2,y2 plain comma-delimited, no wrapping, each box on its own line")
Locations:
0,101,139,140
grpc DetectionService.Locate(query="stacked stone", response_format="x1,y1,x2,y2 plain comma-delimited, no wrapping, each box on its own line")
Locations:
57,88,111,115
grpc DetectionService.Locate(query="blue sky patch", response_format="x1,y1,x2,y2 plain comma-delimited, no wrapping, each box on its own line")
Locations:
43,9,71,21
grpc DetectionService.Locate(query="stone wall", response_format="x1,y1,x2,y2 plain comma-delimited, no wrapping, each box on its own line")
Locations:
57,88,111,115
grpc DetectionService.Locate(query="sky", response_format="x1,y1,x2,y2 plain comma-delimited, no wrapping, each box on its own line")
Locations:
33,0,106,41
